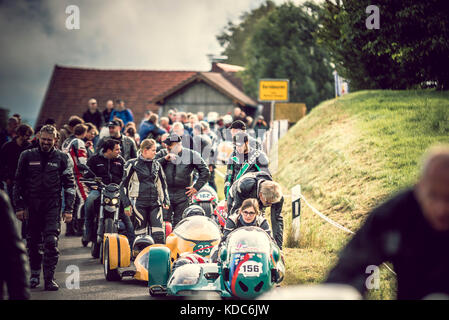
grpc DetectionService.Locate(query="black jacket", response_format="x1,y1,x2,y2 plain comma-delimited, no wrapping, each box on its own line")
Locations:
13,146,76,213
224,148,270,199
120,156,169,208
0,137,31,182
155,148,210,193
192,134,212,165
96,134,137,161
0,190,30,300
86,152,125,185
82,109,103,130
325,188,449,300
227,171,284,248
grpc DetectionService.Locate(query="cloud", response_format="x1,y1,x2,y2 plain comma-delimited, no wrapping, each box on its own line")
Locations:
0,0,305,125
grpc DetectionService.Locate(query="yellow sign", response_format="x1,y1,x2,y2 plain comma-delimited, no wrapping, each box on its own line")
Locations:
258,79,289,102
275,103,307,122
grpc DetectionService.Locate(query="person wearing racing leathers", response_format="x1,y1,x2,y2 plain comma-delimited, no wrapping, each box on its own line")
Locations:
155,133,210,228
61,123,89,236
224,131,270,201
121,139,170,245
13,125,76,291
227,171,284,250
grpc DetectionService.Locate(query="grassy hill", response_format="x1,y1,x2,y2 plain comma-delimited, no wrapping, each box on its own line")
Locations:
271,89,449,299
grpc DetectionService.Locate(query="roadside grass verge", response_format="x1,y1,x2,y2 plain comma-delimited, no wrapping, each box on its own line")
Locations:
271,89,449,299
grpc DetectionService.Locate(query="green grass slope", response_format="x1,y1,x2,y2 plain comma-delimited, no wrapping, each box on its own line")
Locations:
273,89,449,299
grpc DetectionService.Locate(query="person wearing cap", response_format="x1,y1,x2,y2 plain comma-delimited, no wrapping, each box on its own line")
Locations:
253,115,269,140
224,131,270,201
155,133,210,227
217,114,233,143
229,120,262,151
325,145,449,300
96,120,137,161
172,121,193,149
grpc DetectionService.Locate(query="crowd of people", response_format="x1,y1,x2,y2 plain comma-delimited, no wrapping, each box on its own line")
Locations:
1,97,449,300
0,98,282,299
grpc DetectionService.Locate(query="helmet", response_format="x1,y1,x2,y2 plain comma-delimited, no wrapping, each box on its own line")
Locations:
182,205,206,219
171,257,192,274
132,235,154,258
180,252,209,264
164,221,172,239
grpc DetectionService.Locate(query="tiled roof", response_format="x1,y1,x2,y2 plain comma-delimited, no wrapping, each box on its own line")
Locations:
36,65,197,129
36,65,256,130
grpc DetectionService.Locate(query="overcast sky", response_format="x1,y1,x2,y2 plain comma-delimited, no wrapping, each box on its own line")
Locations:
0,0,310,125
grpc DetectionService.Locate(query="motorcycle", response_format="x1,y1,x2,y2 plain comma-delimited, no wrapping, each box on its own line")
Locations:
191,183,218,218
79,167,122,260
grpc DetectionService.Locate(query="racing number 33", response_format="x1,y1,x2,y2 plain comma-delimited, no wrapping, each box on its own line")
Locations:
193,242,213,257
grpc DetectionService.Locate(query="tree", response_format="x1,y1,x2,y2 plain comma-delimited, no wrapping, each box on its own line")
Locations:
316,0,449,90
241,2,334,110
216,1,276,66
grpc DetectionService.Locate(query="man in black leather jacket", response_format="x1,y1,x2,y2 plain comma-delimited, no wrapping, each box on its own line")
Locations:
82,139,134,245
155,133,210,227
0,190,30,299
13,125,76,291
227,171,284,250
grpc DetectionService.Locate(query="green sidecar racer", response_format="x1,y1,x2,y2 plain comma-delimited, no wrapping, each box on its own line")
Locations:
148,226,284,299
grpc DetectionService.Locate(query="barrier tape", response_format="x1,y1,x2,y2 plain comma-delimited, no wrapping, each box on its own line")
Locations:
297,191,397,276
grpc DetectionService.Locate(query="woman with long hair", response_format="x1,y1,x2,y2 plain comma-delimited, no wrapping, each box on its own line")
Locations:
120,139,170,245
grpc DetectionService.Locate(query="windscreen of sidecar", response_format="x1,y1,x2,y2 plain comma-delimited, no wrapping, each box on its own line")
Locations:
227,227,271,254
174,216,221,240
168,264,202,286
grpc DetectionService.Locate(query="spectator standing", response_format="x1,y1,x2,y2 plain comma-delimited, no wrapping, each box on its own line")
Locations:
58,115,84,150
0,124,33,198
0,116,20,146
109,99,134,126
96,120,137,161
102,100,115,125
82,98,103,130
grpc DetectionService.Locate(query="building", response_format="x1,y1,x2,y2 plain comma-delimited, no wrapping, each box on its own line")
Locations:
36,64,258,129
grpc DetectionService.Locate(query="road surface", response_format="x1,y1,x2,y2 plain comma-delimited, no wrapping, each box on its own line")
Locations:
30,224,151,300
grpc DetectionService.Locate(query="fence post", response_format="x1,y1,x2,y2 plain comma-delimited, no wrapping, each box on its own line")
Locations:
291,184,301,243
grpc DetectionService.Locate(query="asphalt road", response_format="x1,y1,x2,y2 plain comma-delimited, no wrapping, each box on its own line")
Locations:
30,223,152,300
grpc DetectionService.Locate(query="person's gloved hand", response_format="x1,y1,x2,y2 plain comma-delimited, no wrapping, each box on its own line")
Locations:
124,206,132,216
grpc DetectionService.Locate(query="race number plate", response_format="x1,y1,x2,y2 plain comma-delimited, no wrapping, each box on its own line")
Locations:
239,261,263,277
193,241,213,257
